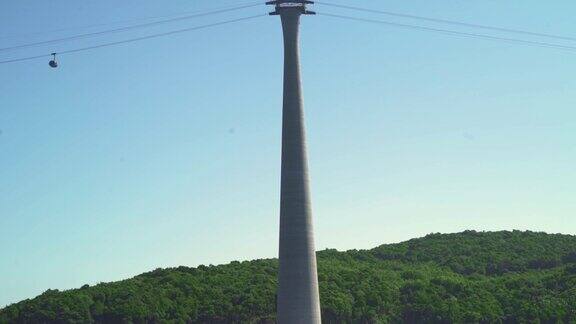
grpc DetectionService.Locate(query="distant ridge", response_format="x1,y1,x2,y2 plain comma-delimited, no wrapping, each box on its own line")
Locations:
1,230,575,323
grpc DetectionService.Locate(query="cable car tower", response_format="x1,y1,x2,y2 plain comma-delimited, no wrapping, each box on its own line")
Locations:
267,1,321,323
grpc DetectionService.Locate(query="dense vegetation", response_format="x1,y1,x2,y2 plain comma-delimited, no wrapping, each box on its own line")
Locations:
1,230,576,323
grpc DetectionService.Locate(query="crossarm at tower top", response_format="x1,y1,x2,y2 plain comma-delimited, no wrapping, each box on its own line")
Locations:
266,0,316,15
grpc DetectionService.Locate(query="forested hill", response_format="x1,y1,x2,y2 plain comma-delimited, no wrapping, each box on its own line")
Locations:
1,230,576,323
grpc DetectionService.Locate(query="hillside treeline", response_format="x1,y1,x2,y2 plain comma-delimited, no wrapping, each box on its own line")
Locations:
1,230,575,323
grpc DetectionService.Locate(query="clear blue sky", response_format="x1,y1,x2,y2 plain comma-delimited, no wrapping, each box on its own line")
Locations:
1,0,575,307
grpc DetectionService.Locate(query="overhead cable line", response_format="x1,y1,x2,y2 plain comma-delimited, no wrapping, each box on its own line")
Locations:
0,1,262,40
0,3,263,53
318,13,576,53
0,14,266,65
316,1,576,42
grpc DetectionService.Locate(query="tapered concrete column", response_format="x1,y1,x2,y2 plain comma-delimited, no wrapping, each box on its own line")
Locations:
276,8,322,324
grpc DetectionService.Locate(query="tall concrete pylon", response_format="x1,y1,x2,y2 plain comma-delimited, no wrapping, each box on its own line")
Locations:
267,1,321,323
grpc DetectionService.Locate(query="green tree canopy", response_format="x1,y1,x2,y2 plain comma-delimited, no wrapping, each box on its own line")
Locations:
1,230,575,323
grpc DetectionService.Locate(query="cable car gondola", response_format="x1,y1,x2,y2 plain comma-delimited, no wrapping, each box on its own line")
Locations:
49,53,58,68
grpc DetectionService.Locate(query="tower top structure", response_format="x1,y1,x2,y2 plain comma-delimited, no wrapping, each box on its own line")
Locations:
266,0,315,15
